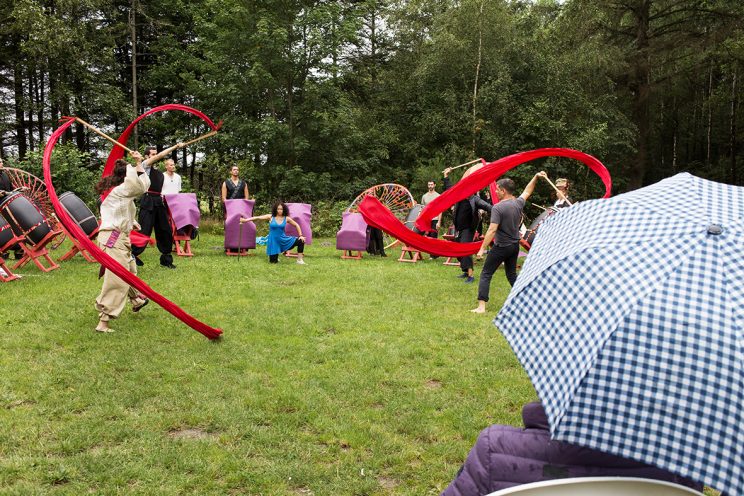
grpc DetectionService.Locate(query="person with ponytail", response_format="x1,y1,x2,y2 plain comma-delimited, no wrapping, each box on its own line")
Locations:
93,151,151,333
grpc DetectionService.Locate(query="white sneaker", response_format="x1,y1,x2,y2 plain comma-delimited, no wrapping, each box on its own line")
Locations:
296,259,306,265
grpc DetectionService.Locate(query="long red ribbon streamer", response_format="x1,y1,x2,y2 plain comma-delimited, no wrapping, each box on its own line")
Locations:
103,104,219,181
44,112,222,340
359,148,611,257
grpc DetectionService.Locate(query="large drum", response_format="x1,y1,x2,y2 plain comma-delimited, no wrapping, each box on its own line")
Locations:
0,192,54,247
404,204,425,231
521,206,560,249
0,213,16,250
59,191,98,237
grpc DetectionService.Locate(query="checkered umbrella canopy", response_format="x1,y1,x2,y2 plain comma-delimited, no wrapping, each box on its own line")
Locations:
494,173,743,494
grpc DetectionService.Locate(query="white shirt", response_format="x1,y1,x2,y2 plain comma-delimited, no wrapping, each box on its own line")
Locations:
99,165,150,233
162,172,182,195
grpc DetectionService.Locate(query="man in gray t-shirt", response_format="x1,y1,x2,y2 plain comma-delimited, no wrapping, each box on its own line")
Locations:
471,171,548,314
420,180,441,239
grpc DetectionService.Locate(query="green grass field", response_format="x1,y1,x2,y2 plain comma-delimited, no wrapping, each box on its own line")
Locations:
0,234,534,495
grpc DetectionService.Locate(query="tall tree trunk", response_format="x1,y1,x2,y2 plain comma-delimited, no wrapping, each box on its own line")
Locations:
131,0,139,149
730,68,738,184
61,98,72,144
14,63,27,158
471,0,484,155
287,20,295,168
26,69,35,151
37,69,45,143
48,69,59,126
628,0,651,190
672,96,678,172
706,65,713,166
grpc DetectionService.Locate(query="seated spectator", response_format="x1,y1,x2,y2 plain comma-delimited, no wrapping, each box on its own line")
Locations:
441,402,702,495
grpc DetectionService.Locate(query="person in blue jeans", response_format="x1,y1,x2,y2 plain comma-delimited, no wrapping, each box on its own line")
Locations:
241,202,306,264
471,171,547,313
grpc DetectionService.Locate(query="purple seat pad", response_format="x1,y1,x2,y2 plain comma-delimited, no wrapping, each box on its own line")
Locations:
284,203,312,245
224,199,256,249
163,193,200,231
336,212,368,251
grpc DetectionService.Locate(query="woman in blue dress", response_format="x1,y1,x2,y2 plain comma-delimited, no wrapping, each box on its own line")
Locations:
241,202,306,264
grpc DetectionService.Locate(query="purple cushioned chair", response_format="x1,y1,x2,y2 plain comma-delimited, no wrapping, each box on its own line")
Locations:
284,202,312,245
336,212,368,252
224,199,255,251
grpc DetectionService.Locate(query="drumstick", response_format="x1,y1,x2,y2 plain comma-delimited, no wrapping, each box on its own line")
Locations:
442,158,482,174
64,116,136,154
543,176,573,206
180,128,219,148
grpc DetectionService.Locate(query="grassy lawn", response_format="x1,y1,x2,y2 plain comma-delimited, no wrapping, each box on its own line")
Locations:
0,233,534,495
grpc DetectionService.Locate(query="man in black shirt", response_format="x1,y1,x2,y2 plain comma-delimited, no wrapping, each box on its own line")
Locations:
471,171,547,313
443,166,493,283
132,144,183,268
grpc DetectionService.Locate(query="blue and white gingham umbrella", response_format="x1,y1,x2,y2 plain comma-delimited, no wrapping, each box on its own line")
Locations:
494,173,743,494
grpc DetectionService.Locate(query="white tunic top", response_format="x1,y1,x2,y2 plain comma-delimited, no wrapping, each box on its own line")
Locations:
99,165,150,233
161,172,182,195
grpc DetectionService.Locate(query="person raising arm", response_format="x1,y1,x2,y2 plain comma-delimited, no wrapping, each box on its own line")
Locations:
471,171,547,314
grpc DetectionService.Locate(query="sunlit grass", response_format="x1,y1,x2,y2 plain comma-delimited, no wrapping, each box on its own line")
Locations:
0,234,532,494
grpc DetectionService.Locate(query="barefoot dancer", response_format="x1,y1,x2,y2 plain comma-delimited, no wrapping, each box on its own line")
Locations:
94,152,151,332
471,171,547,314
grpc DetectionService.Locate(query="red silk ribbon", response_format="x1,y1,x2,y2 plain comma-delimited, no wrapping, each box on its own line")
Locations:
45,110,222,340
359,148,611,258
103,103,219,182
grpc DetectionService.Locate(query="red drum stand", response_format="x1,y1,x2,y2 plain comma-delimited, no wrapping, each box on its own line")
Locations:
58,223,99,262
172,225,194,257
0,229,22,282
398,245,421,263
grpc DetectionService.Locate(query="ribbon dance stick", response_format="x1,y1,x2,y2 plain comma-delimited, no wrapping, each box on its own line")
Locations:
180,123,222,148
543,175,573,206
62,116,136,154
442,158,482,174
46,107,224,340
359,148,612,258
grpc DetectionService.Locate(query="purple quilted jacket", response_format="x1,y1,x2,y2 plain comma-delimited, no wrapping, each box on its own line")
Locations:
441,402,702,495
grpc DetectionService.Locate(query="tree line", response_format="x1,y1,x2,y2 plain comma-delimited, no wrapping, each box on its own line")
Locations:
1,0,742,214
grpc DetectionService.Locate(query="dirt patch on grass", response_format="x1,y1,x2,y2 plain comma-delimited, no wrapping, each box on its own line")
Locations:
167,428,215,440
378,476,398,490
425,379,442,389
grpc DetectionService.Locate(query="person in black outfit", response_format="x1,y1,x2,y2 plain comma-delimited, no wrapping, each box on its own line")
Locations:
366,227,386,256
443,166,492,283
471,172,546,313
132,144,183,269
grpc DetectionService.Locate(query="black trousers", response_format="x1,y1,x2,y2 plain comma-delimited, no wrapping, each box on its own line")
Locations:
426,219,439,238
269,238,304,263
456,227,475,273
132,205,173,266
367,227,385,256
477,243,520,302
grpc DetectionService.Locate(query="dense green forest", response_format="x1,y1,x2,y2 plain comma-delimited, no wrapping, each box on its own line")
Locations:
1,0,742,211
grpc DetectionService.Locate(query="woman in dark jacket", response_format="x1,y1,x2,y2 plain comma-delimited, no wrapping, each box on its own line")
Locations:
442,402,702,495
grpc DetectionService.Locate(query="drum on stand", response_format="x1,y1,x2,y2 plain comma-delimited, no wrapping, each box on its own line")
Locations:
521,206,560,249
59,192,98,237
404,204,425,231
0,192,54,247
0,213,16,250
